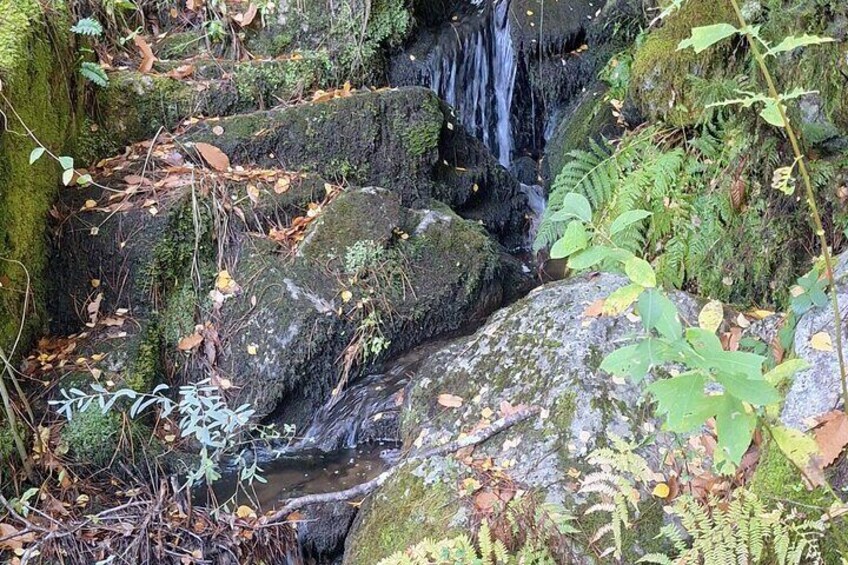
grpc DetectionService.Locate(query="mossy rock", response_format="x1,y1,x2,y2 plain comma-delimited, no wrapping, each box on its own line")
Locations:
346,275,699,562
60,406,125,468
218,187,505,428
0,0,83,352
185,87,526,244
629,0,737,126
343,465,465,564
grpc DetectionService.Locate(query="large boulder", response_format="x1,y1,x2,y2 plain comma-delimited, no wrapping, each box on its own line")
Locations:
344,274,700,564
184,87,528,245
217,186,508,427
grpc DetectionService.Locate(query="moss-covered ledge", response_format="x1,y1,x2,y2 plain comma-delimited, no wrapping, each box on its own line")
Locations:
0,0,82,351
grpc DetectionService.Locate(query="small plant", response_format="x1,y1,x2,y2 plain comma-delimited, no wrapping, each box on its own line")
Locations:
51,380,266,488
377,521,510,565
71,17,109,87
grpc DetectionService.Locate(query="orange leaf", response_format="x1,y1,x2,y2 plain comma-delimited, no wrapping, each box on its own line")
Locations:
194,142,230,172
437,394,463,408
178,333,204,351
583,299,605,318
813,411,848,467
166,64,195,79
474,491,500,512
133,35,156,74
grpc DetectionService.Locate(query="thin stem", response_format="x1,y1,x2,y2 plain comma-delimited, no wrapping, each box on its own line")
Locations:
728,0,848,417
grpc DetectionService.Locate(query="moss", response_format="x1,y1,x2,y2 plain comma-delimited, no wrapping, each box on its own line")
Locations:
61,407,124,468
629,0,737,126
397,96,444,158
0,0,81,352
125,325,162,393
345,467,463,564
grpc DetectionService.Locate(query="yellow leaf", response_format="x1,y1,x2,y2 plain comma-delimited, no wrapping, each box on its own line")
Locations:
341,290,353,303
90,279,101,288
215,270,237,294
83,199,97,210
481,407,494,419
247,344,258,355
651,483,670,498
236,505,256,519
698,300,724,333
811,332,834,352
437,393,463,408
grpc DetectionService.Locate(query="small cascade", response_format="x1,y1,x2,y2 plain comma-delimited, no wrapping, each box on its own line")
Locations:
520,183,547,246
427,0,517,166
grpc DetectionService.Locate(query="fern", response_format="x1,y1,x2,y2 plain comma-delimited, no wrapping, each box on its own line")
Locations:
80,61,109,87
71,17,104,36
640,492,827,565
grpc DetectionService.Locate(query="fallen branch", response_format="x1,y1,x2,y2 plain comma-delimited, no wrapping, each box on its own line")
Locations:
264,405,540,523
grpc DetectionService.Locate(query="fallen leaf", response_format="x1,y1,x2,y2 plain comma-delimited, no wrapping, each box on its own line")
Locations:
247,344,258,355
236,505,257,519
652,483,670,499
814,411,848,467
811,332,834,352
583,299,605,318
437,393,463,408
133,35,156,73
194,142,230,172
698,300,724,333
474,490,500,512
341,290,353,303
166,64,195,80
178,333,203,351
0,524,35,551
233,3,258,26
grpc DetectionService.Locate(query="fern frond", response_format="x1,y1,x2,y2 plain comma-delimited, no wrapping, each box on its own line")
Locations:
71,17,104,36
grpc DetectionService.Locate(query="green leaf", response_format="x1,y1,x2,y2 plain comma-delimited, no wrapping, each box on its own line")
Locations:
609,210,652,235
715,372,781,406
767,34,835,57
567,246,622,270
648,372,717,432
677,23,739,53
770,425,819,470
62,168,74,186
76,174,93,186
759,99,787,128
600,344,650,383
603,283,645,315
552,192,593,223
70,17,104,36
763,359,810,387
29,147,45,164
80,61,109,87
550,221,588,259
624,256,657,288
58,156,74,170
714,395,757,465
637,289,682,340
685,328,765,380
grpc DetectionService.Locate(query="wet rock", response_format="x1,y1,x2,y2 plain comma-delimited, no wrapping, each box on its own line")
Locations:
185,87,527,244
218,187,508,428
345,274,700,563
298,502,358,563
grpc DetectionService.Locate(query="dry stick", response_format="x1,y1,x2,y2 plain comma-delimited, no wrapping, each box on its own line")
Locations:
264,406,541,524
728,0,848,415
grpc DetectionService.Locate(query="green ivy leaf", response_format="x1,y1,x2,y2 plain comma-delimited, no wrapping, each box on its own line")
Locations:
550,221,588,259
714,395,757,465
767,34,835,57
556,192,593,223
637,289,682,340
609,210,652,236
58,156,74,170
624,256,656,288
677,23,739,53
29,147,45,164
62,168,74,186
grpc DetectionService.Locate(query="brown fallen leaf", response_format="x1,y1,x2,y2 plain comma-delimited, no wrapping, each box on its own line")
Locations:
583,299,605,318
437,393,463,408
233,3,258,26
194,142,230,172
473,490,500,513
133,35,156,74
178,333,204,351
813,410,848,467
166,64,195,80
0,524,35,551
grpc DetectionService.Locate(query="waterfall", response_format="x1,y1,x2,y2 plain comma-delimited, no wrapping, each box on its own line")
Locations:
520,183,546,244
427,0,517,167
